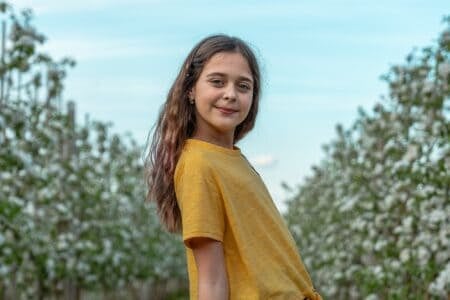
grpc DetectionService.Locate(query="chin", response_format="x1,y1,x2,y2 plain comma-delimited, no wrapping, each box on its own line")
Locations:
214,124,238,133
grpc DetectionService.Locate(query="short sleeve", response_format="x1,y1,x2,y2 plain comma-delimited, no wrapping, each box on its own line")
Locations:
174,154,225,248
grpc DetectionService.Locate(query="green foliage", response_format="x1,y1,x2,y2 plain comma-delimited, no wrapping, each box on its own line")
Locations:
0,100,187,299
284,17,450,299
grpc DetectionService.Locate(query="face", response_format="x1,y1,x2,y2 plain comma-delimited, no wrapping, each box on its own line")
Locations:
189,51,254,143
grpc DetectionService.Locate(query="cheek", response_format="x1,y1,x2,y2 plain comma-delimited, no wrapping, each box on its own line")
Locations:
244,95,253,111
197,86,217,102
239,97,253,120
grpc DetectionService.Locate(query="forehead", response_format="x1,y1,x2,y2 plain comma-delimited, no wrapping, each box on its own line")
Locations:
201,52,252,79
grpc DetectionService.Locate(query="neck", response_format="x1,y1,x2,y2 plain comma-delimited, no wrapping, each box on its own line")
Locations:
190,134,234,150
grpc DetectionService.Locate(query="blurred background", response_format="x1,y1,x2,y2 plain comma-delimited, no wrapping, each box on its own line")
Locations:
0,1,449,299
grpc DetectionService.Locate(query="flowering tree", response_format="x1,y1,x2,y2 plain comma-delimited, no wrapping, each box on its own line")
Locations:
0,3,187,299
284,17,450,299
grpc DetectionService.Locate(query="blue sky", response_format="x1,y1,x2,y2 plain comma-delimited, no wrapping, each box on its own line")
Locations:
12,0,449,211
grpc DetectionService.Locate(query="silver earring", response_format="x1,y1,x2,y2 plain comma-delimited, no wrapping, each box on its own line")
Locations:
189,98,195,104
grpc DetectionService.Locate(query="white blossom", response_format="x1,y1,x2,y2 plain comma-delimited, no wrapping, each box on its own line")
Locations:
437,62,450,78
400,249,410,262
429,262,450,297
402,144,419,162
23,201,35,215
429,209,446,224
0,265,9,276
417,246,431,264
365,294,379,300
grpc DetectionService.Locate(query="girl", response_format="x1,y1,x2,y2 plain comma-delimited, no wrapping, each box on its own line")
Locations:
145,34,322,300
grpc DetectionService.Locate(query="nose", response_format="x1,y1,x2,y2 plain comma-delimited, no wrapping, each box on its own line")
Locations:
223,83,237,101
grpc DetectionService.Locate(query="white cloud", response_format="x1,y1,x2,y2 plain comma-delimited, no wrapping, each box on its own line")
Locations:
264,93,369,111
249,154,278,168
67,77,167,98
39,36,182,61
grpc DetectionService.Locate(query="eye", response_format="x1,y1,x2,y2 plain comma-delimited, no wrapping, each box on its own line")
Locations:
209,79,224,86
238,83,251,91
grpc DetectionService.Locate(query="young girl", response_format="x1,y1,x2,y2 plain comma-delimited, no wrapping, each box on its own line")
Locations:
145,34,322,300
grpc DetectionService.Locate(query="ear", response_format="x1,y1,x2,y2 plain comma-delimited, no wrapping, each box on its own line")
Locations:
188,89,195,100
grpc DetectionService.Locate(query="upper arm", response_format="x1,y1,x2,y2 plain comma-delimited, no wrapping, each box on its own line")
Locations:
189,237,229,296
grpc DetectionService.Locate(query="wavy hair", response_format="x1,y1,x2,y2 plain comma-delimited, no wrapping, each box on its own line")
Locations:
144,34,261,233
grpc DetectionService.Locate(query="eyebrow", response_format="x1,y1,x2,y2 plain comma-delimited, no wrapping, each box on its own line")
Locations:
206,72,253,84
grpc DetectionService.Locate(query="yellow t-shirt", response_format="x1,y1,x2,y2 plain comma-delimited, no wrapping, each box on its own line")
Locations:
174,138,321,300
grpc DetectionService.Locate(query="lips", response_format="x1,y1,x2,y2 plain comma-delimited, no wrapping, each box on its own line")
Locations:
216,107,238,113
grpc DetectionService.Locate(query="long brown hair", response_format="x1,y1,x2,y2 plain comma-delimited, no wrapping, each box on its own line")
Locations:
144,34,262,233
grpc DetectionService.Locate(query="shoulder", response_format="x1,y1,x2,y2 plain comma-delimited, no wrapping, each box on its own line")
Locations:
174,148,213,183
